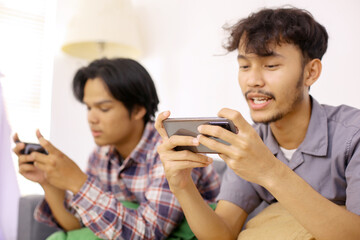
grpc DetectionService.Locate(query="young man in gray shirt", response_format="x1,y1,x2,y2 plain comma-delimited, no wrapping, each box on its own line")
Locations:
155,7,360,240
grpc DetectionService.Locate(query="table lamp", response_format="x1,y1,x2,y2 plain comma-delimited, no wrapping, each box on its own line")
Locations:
61,0,141,61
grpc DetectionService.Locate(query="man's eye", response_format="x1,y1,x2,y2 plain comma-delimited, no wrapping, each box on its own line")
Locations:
100,108,110,112
265,64,279,69
239,65,249,70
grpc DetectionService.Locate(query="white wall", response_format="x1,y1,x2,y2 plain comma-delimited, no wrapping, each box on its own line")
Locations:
50,0,360,170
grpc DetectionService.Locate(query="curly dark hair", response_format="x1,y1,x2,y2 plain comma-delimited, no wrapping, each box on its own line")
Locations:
73,58,159,124
223,7,328,61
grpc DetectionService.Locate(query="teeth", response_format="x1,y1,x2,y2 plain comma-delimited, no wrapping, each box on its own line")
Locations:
253,97,268,104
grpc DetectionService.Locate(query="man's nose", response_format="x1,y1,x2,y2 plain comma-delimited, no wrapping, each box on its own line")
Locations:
88,110,99,124
246,68,265,88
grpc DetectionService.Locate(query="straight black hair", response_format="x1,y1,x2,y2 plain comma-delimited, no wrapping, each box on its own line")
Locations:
73,58,159,124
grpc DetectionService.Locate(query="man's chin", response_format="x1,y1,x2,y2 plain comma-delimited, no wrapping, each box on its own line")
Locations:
251,113,284,124
252,118,271,124
94,139,108,146
250,112,269,124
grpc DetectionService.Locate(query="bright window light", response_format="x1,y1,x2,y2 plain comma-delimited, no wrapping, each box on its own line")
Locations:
0,0,56,195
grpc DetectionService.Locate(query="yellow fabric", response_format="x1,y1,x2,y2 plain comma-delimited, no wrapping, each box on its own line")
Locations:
238,203,315,240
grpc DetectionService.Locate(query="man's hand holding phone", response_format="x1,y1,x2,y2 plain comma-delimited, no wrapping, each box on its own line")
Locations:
13,130,88,194
156,108,280,188
197,108,281,187
13,133,47,184
155,111,238,192
155,111,214,192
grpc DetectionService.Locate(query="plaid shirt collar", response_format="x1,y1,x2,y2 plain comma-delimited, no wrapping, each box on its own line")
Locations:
107,121,158,166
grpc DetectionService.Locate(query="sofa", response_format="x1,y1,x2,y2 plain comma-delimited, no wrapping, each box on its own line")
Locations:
17,195,58,240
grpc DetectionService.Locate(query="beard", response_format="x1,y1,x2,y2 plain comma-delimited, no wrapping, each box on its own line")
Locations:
251,71,305,124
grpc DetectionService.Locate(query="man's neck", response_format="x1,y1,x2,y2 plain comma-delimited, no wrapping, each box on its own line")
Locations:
115,121,146,159
270,97,312,150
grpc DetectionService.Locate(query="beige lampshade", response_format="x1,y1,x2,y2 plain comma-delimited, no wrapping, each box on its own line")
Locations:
61,0,142,61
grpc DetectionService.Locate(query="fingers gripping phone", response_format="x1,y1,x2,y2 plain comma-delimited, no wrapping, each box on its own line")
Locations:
163,117,237,153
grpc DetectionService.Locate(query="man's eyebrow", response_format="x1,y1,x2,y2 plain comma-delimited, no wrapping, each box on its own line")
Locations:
237,54,247,60
237,52,285,59
95,100,113,105
84,99,114,106
263,51,285,58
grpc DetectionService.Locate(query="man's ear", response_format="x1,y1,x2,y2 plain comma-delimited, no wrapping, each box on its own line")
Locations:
304,59,322,87
131,105,147,120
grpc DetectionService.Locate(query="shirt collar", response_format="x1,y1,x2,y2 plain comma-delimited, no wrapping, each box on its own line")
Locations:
263,125,280,155
262,96,328,157
126,121,158,164
106,122,157,165
298,97,328,156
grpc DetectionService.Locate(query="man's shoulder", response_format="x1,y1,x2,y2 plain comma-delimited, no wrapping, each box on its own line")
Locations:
128,122,161,164
141,121,162,149
144,121,161,140
321,103,360,129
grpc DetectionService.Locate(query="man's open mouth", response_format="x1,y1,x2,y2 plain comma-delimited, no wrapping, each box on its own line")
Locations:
252,97,272,104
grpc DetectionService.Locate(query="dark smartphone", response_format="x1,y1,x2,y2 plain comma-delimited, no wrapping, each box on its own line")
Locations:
20,143,48,155
163,117,237,153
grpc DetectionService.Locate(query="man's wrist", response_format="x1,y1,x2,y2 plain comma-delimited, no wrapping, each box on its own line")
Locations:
40,181,53,191
261,159,292,192
70,173,88,195
171,178,197,198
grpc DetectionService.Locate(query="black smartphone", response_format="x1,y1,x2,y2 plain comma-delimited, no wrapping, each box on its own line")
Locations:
20,143,48,155
163,117,237,153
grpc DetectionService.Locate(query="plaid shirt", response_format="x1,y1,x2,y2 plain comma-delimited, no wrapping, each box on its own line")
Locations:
34,122,220,239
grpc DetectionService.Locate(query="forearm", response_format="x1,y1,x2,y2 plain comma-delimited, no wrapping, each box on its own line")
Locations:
42,183,81,231
264,164,360,240
173,181,235,240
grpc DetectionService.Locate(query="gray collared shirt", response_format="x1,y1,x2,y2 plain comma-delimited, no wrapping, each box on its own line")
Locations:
217,97,360,215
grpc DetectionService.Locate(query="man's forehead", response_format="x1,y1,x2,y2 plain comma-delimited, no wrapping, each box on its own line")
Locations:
238,38,278,54
237,41,300,59
237,48,278,59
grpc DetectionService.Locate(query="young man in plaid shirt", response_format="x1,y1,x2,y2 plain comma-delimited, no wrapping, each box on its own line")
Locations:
14,58,220,239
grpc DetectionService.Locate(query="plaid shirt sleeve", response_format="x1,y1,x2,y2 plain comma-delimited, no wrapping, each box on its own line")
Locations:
70,162,184,240
33,190,80,228
193,163,221,203
33,198,59,228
